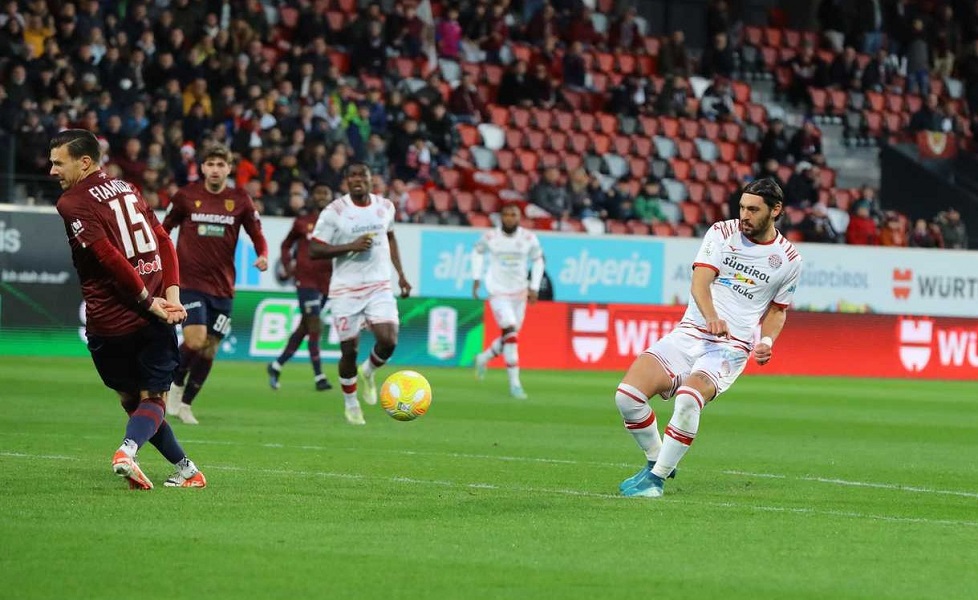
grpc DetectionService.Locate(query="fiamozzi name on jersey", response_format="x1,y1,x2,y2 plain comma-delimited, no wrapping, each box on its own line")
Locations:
87,179,135,201
721,256,771,282
190,213,236,225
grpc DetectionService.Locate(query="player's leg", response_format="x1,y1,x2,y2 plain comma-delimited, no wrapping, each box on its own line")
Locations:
331,298,366,424
178,296,232,424
617,333,692,497
268,288,315,389
358,292,400,405
89,329,159,489
304,309,332,391
474,297,506,380
502,299,527,398
119,392,206,488
339,336,365,424
648,345,748,492
169,290,208,413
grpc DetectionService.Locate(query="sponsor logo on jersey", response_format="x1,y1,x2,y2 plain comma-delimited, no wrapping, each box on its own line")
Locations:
194,200,202,208
721,256,770,282
225,199,235,212
69,219,84,239
768,255,782,269
135,254,162,276
191,213,235,225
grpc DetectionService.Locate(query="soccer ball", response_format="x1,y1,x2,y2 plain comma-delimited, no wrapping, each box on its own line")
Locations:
380,370,432,421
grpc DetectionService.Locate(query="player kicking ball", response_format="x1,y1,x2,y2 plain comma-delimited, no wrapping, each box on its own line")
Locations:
51,129,206,489
309,164,412,425
615,179,803,498
471,203,544,399
267,183,334,391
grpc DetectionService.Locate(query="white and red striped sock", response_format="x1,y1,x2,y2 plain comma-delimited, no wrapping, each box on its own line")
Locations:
360,348,387,377
340,376,358,409
478,337,504,362
652,386,704,478
615,383,662,461
502,332,520,387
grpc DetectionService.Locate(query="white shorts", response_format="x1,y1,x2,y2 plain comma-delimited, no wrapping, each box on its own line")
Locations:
645,326,749,396
327,288,399,342
489,296,527,330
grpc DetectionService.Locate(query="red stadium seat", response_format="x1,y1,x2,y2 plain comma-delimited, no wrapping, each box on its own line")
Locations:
496,149,515,171
510,107,531,128
885,93,905,113
632,136,652,157
744,26,763,47
598,113,617,134
707,182,728,204
712,163,732,182
549,131,568,152
691,160,712,181
629,157,650,180
810,88,828,115
430,190,454,212
701,121,720,141
628,221,651,235
618,54,636,75
764,27,782,47
717,141,736,163
505,128,524,149
675,223,696,237
531,108,552,130
563,153,583,171
458,124,479,147
569,133,589,154
784,30,801,49
607,220,628,235
455,191,476,213
489,105,509,127
865,91,884,112
516,149,538,172
554,111,574,131
466,212,493,227
676,139,695,160
405,188,428,214
612,135,632,156
591,133,611,155
476,191,500,214
669,158,691,181
652,222,675,237
577,113,596,132
439,168,461,190
687,182,706,203
638,116,658,136
525,129,546,150
509,172,532,194
659,117,679,138
680,201,703,225
680,118,700,139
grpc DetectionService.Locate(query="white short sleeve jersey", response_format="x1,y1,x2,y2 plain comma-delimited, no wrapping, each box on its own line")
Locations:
681,219,803,343
473,227,543,298
312,194,396,297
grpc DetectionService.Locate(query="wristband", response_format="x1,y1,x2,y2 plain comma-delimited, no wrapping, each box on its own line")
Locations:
137,290,153,312
759,336,774,347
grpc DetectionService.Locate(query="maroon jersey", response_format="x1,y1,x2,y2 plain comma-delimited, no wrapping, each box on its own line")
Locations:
281,212,332,295
57,171,166,336
163,182,266,298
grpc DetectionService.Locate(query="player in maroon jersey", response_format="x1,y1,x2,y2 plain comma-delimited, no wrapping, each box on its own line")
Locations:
51,129,207,490
162,144,268,424
267,182,334,391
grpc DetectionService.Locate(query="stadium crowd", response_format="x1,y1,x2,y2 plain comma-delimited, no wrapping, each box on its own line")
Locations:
0,0,969,248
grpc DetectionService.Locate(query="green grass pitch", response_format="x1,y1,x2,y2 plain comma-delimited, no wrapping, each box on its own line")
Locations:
1,357,977,600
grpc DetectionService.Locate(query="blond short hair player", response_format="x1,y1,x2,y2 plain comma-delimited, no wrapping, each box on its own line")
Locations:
471,203,544,399
615,178,803,498
310,163,412,425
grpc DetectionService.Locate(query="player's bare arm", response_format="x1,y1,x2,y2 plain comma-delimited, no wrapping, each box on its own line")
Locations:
754,304,788,366
388,230,412,298
690,266,728,336
309,235,373,259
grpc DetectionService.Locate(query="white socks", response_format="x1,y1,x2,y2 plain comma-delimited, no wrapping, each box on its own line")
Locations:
478,337,504,362
339,376,359,409
652,386,704,479
614,383,662,461
119,438,138,458
503,333,520,387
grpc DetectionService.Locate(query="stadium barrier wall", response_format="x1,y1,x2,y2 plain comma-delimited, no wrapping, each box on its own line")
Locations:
2,207,976,380
483,302,978,380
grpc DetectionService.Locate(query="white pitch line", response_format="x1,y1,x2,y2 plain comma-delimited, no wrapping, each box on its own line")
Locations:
0,451,79,461
4,451,977,528
7,432,978,501
725,470,978,500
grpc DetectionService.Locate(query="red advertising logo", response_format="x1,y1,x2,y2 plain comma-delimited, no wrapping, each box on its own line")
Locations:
892,268,912,300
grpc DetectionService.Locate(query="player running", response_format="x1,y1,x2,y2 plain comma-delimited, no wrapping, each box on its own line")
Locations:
471,203,544,399
163,144,268,425
267,182,334,391
309,163,412,425
51,129,206,490
615,178,802,498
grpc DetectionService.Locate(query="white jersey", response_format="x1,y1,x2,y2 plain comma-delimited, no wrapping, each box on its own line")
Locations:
311,193,396,298
471,227,544,299
683,219,802,344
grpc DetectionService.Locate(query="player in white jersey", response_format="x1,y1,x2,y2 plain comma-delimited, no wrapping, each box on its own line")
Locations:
310,163,412,425
615,179,802,498
471,204,545,399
